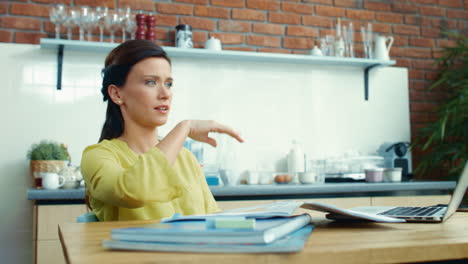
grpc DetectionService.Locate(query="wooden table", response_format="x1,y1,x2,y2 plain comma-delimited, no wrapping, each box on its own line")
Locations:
59,213,468,264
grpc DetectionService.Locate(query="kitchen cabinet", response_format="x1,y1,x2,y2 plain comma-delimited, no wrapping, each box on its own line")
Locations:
39,38,395,100
34,205,87,264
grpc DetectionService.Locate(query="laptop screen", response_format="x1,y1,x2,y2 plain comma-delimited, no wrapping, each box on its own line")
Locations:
443,161,468,221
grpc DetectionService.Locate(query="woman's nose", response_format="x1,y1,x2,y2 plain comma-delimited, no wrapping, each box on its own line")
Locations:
157,86,171,99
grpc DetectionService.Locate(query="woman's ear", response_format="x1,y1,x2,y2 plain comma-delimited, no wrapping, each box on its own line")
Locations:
108,84,123,105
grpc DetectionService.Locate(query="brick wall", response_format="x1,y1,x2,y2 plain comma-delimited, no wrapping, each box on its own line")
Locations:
0,0,467,179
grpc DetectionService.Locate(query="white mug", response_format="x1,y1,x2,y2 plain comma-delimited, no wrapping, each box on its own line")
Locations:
41,172,65,189
205,36,222,51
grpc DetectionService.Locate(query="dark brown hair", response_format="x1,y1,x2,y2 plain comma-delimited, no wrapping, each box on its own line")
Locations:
98,40,171,142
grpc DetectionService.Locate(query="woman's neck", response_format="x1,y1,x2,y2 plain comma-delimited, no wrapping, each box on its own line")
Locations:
118,125,159,155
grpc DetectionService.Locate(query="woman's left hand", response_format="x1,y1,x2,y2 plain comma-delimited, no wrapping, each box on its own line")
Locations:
186,120,244,147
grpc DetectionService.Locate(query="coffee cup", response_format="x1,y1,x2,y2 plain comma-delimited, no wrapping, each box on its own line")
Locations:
365,168,384,183
41,172,65,189
299,171,325,184
246,171,259,185
205,36,222,51
383,168,402,182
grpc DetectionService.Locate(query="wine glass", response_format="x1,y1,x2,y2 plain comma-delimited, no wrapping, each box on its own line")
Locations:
104,10,121,43
76,6,91,41
125,19,137,40
361,24,373,59
325,35,335,56
95,6,108,42
49,4,67,39
119,7,132,42
62,8,78,40
83,8,98,41
347,22,355,58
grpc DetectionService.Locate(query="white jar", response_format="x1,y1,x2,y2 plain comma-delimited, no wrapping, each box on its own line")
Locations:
383,168,403,182
287,140,304,183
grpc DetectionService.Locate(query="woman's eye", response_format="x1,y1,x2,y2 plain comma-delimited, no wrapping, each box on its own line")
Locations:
145,80,156,86
165,82,173,89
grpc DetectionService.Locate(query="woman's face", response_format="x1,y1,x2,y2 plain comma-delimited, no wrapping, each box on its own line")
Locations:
117,57,173,129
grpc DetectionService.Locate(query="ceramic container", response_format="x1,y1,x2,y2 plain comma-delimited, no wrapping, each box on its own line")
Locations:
364,168,384,183
383,168,402,182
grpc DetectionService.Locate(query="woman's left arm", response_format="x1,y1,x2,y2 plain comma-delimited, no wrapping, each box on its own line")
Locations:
157,120,244,165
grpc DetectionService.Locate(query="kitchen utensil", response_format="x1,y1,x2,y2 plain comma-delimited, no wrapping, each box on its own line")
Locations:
62,8,78,40
104,10,121,43
374,35,394,60
95,6,108,42
379,142,412,180
348,22,354,57
299,172,316,184
59,165,82,189
175,24,193,48
361,23,373,59
334,18,345,57
145,14,156,41
205,36,222,51
383,168,402,182
325,35,335,56
365,168,383,183
42,172,65,189
310,45,323,56
50,4,67,39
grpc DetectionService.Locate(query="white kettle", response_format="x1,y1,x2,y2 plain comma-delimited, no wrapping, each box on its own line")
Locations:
373,35,394,60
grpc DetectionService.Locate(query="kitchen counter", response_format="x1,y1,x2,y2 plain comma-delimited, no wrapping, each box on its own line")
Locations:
27,181,456,203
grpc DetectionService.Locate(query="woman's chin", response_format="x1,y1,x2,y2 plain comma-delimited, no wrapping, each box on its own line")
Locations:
151,117,169,127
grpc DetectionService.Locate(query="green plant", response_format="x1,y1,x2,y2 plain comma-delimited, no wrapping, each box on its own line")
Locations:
27,140,71,161
412,32,468,180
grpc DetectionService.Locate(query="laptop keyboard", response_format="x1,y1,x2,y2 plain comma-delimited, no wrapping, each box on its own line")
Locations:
377,206,444,217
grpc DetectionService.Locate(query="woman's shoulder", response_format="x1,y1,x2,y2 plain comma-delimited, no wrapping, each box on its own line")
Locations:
82,139,124,157
179,147,196,160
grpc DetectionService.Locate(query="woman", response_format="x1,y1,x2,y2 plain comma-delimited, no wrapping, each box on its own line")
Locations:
81,40,244,221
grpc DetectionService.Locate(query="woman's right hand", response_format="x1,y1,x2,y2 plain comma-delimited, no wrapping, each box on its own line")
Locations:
186,120,244,147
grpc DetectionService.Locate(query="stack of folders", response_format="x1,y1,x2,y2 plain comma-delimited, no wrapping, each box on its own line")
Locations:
103,213,313,253
103,200,403,253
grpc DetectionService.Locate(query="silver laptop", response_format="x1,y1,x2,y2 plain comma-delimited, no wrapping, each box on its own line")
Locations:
328,161,468,222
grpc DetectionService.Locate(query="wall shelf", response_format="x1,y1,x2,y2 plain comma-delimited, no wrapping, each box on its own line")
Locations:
39,38,396,100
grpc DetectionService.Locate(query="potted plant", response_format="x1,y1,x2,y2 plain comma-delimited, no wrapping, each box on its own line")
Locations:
27,140,71,188
412,33,467,182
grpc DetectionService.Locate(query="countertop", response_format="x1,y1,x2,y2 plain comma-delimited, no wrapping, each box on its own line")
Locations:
27,181,456,202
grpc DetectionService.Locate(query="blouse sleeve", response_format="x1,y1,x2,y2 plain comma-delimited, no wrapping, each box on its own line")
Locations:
80,144,186,209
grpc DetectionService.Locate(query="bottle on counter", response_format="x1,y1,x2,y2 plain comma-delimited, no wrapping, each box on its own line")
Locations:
287,140,305,184
334,18,345,57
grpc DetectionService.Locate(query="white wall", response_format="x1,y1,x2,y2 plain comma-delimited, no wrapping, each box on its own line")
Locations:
0,43,409,263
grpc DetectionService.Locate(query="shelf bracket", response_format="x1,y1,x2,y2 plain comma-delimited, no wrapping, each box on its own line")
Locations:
364,63,380,101
56,44,64,90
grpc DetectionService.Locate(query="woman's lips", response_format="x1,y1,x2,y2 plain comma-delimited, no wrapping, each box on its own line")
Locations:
154,105,169,114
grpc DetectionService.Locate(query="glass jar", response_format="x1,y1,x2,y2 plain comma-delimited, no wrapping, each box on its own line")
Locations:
175,24,193,48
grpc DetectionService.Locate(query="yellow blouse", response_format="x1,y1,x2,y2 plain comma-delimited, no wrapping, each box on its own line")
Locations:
80,139,220,221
